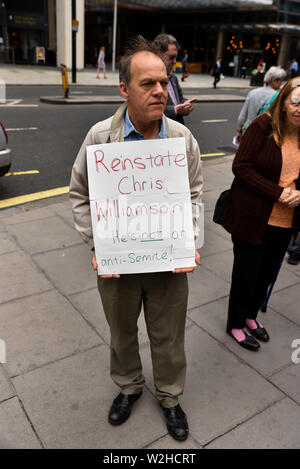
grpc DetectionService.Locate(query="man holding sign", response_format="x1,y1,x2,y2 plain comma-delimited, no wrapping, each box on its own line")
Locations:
70,36,203,442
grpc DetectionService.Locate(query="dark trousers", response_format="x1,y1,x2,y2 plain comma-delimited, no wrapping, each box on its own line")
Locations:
227,225,292,330
213,73,220,88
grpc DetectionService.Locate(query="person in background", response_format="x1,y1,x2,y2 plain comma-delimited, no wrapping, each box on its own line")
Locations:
240,58,249,79
220,78,300,351
181,52,188,82
289,58,298,79
257,58,266,73
96,46,107,79
287,232,300,265
236,66,286,142
212,58,222,89
70,36,203,441
154,33,195,124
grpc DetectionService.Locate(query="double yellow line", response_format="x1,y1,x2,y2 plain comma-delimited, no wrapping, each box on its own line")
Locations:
0,187,69,209
201,152,226,159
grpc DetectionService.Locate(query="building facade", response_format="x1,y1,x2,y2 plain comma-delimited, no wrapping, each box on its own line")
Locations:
1,0,300,74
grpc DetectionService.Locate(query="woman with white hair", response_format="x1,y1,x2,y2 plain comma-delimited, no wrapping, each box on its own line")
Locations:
236,66,287,142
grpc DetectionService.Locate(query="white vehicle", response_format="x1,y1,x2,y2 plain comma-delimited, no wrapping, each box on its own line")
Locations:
0,122,11,176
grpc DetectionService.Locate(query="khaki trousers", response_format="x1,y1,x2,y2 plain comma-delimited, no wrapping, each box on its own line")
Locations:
97,272,188,408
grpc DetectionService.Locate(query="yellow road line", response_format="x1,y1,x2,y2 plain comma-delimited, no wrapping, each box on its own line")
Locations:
5,170,40,177
201,152,226,158
0,186,69,209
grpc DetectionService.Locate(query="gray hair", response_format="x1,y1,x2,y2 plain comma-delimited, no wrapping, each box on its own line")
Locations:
119,35,165,86
153,33,180,53
264,66,287,85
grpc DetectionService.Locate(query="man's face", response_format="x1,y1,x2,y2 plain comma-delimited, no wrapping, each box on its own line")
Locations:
120,51,168,125
271,78,283,90
164,44,178,74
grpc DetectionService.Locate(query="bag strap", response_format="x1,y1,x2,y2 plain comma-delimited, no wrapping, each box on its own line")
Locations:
257,91,279,116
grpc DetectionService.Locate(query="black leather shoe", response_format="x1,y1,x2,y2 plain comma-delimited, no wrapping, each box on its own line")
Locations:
227,327,260,352
161,404,189,441
108,391,142,426
287,255,300,265
247,320,269,342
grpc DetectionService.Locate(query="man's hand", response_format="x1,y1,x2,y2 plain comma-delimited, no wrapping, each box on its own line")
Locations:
173,249,201,274
91,253,120,278
176,100,195,116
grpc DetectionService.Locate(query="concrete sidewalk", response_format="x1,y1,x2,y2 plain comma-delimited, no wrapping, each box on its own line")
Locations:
0,64,252,89
0,64,248,104
0,155,300,449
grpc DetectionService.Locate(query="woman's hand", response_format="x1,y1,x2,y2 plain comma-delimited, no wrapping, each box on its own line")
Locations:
91,253,120,278
278,187,292,203
280,189,300,208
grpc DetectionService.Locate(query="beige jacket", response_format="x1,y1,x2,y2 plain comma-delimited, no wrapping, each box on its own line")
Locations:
69,103,203,249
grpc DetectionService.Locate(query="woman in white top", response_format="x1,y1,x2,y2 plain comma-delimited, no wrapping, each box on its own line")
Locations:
96,46,107,79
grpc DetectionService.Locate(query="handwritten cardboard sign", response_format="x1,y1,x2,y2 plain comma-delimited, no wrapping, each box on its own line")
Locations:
87,137,202,275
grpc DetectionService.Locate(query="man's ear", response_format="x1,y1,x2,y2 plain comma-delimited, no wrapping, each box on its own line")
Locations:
120,82,129,99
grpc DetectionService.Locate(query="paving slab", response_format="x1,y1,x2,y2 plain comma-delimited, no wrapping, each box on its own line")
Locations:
2,206,52,225
270,284,300,326
204,215,232,245
202,164,233,185
203,190,222,212
271,264,300,293
50,201,76,227
188,298,300,377
13,346,167,449
284,258,300,276
7,215,82,254
0,397,41,449
0,231,18,255
202,171,233,192
0,290,102,378
200,250,233,283
140,325,282,446
206,398,300,449
146,434,201,450
200,228,232,259
0,251,53,304
187,265,229,310
33,244,96,296
270,364,300,405
0,367,15,402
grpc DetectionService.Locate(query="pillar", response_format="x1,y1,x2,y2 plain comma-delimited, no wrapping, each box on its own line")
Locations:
215,31,224,61
56,0,84,69
48,0,56,52
277,34,291,68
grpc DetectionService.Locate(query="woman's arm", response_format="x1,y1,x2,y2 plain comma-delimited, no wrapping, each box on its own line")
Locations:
232,115,283,201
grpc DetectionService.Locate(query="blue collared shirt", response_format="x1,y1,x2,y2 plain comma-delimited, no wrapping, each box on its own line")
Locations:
124,109,167,141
